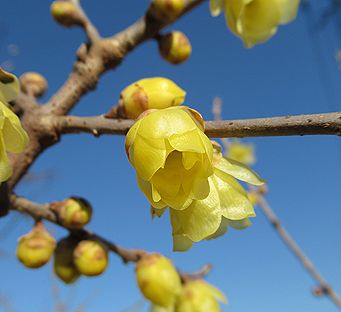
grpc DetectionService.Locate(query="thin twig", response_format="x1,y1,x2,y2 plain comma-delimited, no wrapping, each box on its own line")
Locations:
251,186,341,309
53,111,341,138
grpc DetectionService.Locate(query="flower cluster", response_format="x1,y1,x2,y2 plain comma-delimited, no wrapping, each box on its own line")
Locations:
124,77,264,251
0,68,29,183
136,253,227,312
210,0,300,47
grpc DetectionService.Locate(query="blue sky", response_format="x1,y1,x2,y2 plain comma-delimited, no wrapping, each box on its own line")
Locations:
1,1,341,311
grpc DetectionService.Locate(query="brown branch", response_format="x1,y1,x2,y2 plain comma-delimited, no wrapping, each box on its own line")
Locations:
53,112,341,138
250,186,341,309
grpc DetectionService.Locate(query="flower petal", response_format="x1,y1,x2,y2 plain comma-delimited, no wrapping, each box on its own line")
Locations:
0,68,19,103
210,0,223,17
276,0,300,24
137,174,167,209
172,234,193,252
215,156,264,185
227,218,252,230
0,135,12,182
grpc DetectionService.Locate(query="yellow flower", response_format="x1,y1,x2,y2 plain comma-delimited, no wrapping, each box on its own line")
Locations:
136,254,182,308
170,142,264,251
126,106,213,210
0,68,29,182
227,140,255,165
120,77,186,119
175,280,227,312
210,0,300,47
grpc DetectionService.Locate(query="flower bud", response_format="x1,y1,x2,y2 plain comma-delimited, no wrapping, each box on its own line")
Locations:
55,197,92,229
50,1,82,27
73,240,108,276
175,280,227,312
54,237,80,284
16,222,56,269
20,72,48,98
149,0,186,21
158,31,192,65
119,77,186,119
136,253,181,308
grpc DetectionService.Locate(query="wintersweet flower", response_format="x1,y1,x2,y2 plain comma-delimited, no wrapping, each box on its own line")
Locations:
227,140,255,165
125,106,213,210
120,77,186,119
0,68,29,183
169,142,264,251
175,279,227,312
210,0,300,47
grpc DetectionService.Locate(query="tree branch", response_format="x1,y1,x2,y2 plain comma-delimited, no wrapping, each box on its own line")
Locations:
53,112,341,138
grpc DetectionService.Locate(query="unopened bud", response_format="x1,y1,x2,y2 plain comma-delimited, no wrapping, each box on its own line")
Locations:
136,253,181,308
175,280,227,312
55,197,92,229
20,72,48,97
54,236,80,284
50,1,82,27
149,0,186,21
158,31,192,65
16,222,56,269
73,240,108,276
119,77,186,119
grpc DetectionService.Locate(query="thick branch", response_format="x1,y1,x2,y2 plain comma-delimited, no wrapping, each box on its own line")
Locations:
53,112,341,138
251,187,341,308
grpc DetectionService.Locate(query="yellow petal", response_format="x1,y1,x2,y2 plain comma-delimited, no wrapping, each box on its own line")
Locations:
1,102,29,153
0,135,12,182
133,135,167,181
215,156,264,185
212,172,255,220
276,0,300,24
0,68,19,103
206,217,229,240
210,0,223,16
168,130,205,153
137,174,167,209
172,234,193,252
170,178,221,242
227,218,252,230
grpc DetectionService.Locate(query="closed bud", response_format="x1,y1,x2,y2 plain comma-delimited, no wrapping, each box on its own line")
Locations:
54,237,80,284
175,280,227,312
50,1,82,27
20,72,48,97
159,31,192,65
55,197,92,229
16,222,56,269
119,77,186,119
149,0,186,21
73,240,108,276
136,254,181,308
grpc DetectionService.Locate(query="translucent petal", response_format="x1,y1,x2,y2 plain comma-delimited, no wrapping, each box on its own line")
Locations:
0,68,19,103
168,130,205,153
138,108,198,140
210,0,223,16
1,102,28,153
215,156,264,185
205,217,229,240
125,119,141,159
182,152,199,170
172,234,193,252
213,173,255,220
162,187,193,210
276,0,300,24
227,218,252,230
171,178,221,241
137,174,167,209
133,135,167,181
0,135,12,182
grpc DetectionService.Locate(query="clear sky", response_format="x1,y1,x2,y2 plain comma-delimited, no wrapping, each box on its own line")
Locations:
1,1,341,311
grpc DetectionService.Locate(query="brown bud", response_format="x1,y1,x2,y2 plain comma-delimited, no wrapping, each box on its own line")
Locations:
20,72,48,97
158,31,192,65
